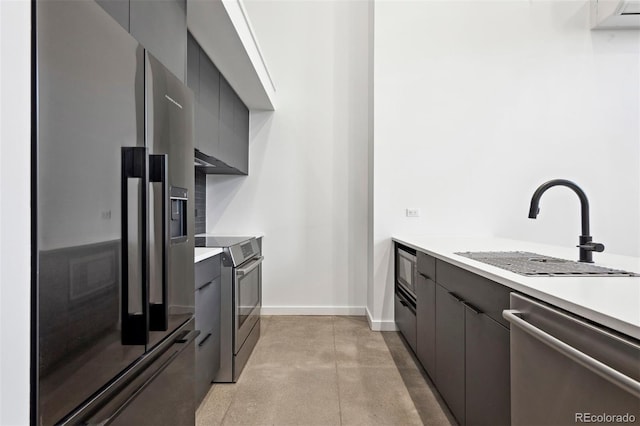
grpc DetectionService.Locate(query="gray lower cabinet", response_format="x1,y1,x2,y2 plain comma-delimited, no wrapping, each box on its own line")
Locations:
399,247,511,426
433,259,511,426
416,273,435,378
435,283,466,425
416,251,436,379
97,0,187,82
194,255,221,406
465,307,510,426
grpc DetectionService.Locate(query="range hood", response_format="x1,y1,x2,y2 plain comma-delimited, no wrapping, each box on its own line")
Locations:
194,149,246,175
591,0,640,29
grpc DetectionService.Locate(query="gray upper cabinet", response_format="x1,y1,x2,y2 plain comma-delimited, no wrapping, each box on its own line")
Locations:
130,0,186,82
188,34,250,175
198,50,220,158
218,78,249,175
96,0,130,32
233,95,249,174
218,77,234,167
96,0,186,82
186,32,200,99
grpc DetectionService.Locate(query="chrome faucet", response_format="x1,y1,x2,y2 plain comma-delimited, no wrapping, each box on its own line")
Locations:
528,179,604,263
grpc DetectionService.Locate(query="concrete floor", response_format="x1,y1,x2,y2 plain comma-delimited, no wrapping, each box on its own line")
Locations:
196,316,456,426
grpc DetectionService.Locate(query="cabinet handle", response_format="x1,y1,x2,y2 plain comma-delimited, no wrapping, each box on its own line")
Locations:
463,301,482,315
198,332,213,347
197,280,214,291
418,272,431,280
448,291,464,303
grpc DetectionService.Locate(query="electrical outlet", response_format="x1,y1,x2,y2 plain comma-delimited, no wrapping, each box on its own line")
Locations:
406,208,420,218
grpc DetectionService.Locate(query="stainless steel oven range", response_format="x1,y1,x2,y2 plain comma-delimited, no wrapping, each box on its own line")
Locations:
195,236,262,382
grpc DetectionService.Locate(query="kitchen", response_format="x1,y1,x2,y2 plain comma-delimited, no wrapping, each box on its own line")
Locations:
1,0,639,424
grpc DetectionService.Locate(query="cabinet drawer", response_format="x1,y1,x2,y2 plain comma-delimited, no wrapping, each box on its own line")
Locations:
394,293,417,352
195,276,220,340
195,326,220,405
417,251,436,280
195,255,220,290
436,260,510,328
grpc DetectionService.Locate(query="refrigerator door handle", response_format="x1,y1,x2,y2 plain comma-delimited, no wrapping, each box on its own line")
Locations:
149,154,169,331
121,147,149,345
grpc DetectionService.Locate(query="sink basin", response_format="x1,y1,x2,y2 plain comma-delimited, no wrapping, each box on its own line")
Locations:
455,251,639,277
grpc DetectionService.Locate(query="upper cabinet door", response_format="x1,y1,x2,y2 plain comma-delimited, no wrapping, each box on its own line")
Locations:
96,0,130,32
198,50,220,157
233,95,249,174
186,32,200,99
130,0,187,82
218,76,235,168
218,77,249,174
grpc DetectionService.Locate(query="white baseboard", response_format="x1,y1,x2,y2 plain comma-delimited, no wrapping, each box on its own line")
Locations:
366,306,398,331
260,306,366,316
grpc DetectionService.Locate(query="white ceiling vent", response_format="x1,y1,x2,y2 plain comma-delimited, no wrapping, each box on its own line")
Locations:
591,0,640,29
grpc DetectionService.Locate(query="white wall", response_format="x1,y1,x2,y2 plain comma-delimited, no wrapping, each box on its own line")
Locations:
206,0,371,315
371,1,640,326
0,0,31,424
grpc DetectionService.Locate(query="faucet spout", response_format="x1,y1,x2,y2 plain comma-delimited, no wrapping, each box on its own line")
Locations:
528,179,590,235
528,179,603,263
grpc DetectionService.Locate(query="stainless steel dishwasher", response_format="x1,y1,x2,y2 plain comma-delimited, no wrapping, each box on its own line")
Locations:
503,293,640,426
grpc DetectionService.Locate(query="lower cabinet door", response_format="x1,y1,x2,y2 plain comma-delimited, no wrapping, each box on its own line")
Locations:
195,276,220,339
195,327,220,405
435,284,466,425
394,293,417,352
465,307,511,426
416,274,436,378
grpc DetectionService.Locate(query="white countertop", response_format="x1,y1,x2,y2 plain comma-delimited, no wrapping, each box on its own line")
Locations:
392,235,640,340
194,247,223,263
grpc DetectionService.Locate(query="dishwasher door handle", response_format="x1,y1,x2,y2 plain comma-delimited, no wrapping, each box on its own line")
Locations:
503,309,640,399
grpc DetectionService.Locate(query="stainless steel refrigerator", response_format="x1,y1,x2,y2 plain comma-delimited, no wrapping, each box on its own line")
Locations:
34,1,196,424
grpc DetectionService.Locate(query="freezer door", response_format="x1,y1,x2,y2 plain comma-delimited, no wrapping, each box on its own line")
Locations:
36,1,147,424
60,320,198,426
145,52,195,349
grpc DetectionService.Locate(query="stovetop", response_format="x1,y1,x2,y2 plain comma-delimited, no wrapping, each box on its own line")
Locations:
195,236,254,248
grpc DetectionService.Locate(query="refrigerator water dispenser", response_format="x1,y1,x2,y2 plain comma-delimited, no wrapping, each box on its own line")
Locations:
170,187,188,242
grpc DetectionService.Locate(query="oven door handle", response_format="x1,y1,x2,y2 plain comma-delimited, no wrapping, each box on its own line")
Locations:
236,256,264,276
